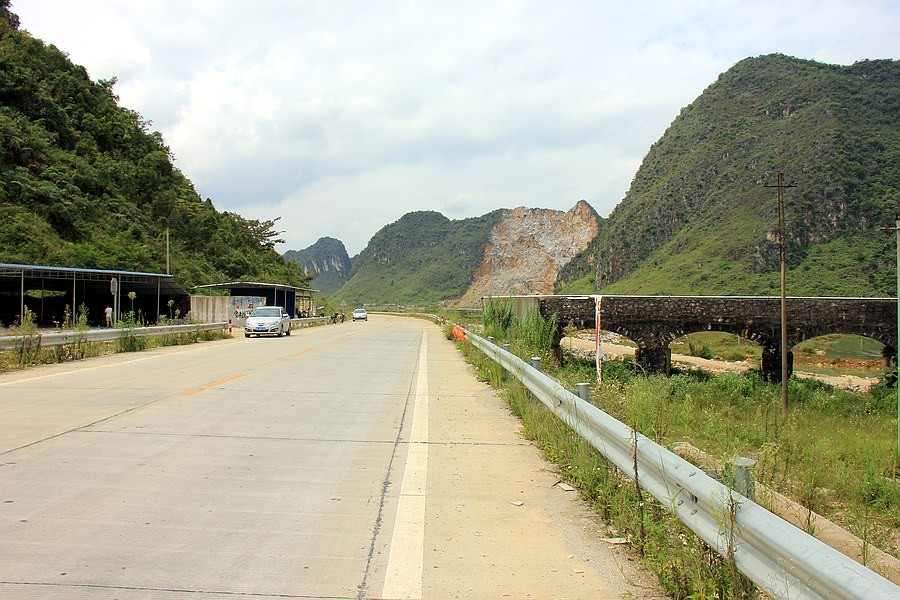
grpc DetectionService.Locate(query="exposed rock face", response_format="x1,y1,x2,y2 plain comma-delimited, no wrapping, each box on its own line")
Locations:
458,201,599,307
301,253,349,278
283,236,351,295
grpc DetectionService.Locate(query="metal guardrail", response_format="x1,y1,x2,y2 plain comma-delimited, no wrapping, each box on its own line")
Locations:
291,316,334,328
463,327,899,600
0,322,228,351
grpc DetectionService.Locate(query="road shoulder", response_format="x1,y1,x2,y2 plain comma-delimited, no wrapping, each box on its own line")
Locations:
420,326,665,598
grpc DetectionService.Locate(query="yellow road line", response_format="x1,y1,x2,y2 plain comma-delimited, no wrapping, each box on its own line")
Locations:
181,374,245,397
293,348,313,358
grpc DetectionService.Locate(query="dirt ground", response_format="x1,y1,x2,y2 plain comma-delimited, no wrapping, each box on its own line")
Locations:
564,335,880,392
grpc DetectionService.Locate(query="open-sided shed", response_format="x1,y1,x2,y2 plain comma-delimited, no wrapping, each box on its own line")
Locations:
191,282,316,319
0,263,189,328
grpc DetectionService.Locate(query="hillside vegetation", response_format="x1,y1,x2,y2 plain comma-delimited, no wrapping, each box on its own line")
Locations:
559,55,900,297
0,3,306,289
334,210,504,306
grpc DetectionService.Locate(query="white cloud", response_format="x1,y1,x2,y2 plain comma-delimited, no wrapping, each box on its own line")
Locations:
11,0,900,255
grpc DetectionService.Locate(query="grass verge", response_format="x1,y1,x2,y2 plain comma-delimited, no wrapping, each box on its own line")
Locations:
582,362,899,558
450,324,755,598
0,322,230,372
449,306,899,595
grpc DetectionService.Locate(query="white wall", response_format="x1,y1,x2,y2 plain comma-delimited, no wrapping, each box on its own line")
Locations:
190,296,267,330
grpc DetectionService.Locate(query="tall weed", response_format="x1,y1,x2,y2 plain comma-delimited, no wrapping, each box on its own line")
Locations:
117,310,148,352
512,308,558,361
11,306,41,364
483,297,515,340
54,303,93,362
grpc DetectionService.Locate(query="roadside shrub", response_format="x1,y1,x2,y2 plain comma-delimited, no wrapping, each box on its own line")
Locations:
720,350,748,362
688,338,714,359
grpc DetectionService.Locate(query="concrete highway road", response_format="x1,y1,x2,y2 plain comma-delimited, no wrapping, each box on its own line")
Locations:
0,316,661,599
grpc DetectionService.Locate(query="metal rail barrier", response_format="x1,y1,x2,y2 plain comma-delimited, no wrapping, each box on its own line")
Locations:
0,322,228,351
463,327,899,600
291,316,333,328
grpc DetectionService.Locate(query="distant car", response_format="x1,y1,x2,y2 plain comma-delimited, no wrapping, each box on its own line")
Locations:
352,308,368,322
245,306,291,337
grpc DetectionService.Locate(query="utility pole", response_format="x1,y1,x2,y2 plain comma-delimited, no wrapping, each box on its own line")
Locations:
882,207,900,456
766,171,796,419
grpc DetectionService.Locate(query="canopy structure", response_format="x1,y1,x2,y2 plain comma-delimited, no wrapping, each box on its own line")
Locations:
192,281,317,318
0,263,189,328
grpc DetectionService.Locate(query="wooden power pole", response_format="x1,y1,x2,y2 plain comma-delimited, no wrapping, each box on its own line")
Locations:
766,171,796,419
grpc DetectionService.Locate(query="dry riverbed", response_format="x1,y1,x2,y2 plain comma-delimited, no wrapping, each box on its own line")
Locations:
564,334,880,392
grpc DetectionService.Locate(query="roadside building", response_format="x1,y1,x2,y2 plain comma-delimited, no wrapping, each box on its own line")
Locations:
0,263,188,328
190,281,317,331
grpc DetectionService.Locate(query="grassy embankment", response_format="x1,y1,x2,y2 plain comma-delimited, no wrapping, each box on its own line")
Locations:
447,300,898,597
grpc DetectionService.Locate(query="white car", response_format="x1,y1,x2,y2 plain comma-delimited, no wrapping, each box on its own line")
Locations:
245,306,291,337
352,308,368,321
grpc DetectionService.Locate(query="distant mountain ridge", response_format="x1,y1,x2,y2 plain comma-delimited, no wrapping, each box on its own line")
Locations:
559,54,900,297
333,204,599,306
283,237,351,295
333,210,503,305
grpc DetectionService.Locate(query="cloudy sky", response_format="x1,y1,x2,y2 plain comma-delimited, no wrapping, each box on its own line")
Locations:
13,1,899,255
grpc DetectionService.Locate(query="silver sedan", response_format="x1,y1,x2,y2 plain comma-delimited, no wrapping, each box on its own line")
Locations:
244,306,292,337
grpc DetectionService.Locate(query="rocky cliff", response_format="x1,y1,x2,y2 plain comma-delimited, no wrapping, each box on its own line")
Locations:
283,237,352,295
331,203,599,306
458,201,599,306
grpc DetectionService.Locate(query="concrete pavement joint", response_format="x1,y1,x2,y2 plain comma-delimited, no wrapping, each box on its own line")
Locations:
76,429,400,445
3,365,255,457
0,395,175,458
164,389,414,399
0,338,244,387
75,429,528,447
356,333,423,600
0,352,175,387
0,580,353,598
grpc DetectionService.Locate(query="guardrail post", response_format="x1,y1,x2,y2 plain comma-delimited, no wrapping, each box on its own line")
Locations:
502,343,510,352
575,382,590,401
726,457,757,500
530,356,541,371
487,336,495,343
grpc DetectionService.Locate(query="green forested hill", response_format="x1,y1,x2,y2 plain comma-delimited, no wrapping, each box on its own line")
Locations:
0,3,306,289
334,210,504,306
559,54,900,297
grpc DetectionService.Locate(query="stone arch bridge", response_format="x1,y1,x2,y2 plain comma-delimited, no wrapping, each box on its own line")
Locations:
488,295,897,380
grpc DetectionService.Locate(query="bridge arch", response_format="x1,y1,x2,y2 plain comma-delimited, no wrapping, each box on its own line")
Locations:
528,295,897,381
